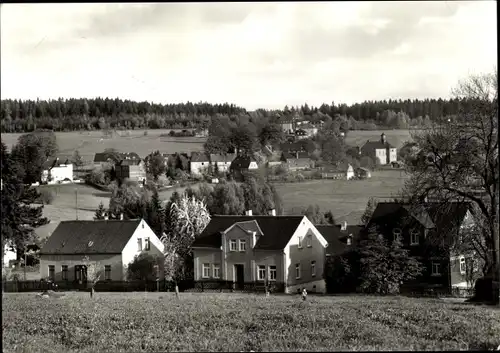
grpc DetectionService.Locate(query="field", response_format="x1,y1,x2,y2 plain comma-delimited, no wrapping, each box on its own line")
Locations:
275,169,409,224
1,129,413,161
2,292,499,352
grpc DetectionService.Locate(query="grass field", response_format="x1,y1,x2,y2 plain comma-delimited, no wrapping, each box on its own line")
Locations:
274,169,409,224
2,292,499,352
1,129,413,162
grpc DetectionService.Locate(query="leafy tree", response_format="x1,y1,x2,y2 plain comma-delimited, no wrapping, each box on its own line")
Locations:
145,150,166,181
360,197,378,226
127,253,163,282
230,124,257,156
71,150,84,167
108,182,150,220
94,202,106,220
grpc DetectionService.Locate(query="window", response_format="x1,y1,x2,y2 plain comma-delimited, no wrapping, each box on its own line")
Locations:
410,230,419,245
239,239,246,252
459,257,466,274
229,240,237,251
258,265,266,281
105,265,111,281
137,238,142,251
145,238,150,251
269,266,277,281
311,261,316,277
48,265,55,281
295,263,301,279
431,261,441,276
61,265,68,280
202,263,211,278
298,236,303,249
306,235,312,248
347,235,352,246
393,228,402,242
213,264,220,279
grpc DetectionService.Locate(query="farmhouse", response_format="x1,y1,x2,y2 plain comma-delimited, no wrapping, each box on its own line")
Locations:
229,155,259,181
115,158,146,184
367,201,476,294
39,219,164,284
280,152,313,171
190,152,211,177
191,212,329,293
360,133,397,165
41,158,73,184
210,153,237,173
320,162,355,180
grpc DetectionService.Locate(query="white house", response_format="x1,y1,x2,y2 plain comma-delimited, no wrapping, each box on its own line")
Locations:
39,219,165,282
210,153,237,173
191,213,330,293
3,242,17,268
41,158,73,184
190,152,211,177
360,133,397,165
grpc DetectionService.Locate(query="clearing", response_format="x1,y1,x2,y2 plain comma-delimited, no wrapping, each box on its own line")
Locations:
2,292,499,352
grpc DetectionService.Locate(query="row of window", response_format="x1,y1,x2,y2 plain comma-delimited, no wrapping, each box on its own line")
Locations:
295,261,316,279
229,239,246,252
297,234,312,249
201,264,279,281
137,237,151,252
48,265,112,281
392,229,420,245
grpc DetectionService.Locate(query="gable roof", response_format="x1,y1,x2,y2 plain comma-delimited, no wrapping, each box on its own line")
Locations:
230,155,257,170
40,220,142,255
361,140,394,153
316,224,363,256
191,152,210,163
192,215,305,250
43,158,71,170
282,151,310,161
210,153,237,163
278,142,306,153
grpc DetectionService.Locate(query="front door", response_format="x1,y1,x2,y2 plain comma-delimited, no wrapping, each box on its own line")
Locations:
234,264,245,290
74,265,88,289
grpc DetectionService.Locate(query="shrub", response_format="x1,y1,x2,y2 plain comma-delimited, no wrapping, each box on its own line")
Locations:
144,130,148,136
39,189,56,205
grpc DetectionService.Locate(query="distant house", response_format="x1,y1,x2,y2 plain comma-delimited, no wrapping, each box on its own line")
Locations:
278,118,294,134
360,133,397,165
115,159,146,184
39,219,164,284
278,142,307,154
355,167,372,179
294,129,308,140
190,152,211,177
316,222,364,257
3,242,17,268
210,153,237,173
191,212,329,293
320,162,355,180
301,123,318,138
280,152,312,171
229,155,259,181
93,152,121,167
41,158,73,184
367,201,476,294
195,128,209,138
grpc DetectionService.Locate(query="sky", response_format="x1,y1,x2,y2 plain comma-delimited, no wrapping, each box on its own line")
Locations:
0,1,497,110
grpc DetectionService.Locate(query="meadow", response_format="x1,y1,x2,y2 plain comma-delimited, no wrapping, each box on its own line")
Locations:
2,292,499,352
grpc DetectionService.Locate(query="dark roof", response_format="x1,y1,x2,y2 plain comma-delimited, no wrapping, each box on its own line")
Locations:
320,162,352,173
93,152,117,163
210,153,237,163
192,215,304,250
230,156,257,170
279,142,306,153
316,224,363,256
40,220,142,255
117,159,143,166
43,158,70,170
191,152,210,163
361,140,394,154
282,151,310,160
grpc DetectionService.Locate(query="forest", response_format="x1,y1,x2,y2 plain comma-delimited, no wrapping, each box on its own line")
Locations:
0,96,477,133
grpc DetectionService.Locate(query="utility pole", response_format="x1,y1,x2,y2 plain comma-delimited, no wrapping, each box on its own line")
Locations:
75,188,78,220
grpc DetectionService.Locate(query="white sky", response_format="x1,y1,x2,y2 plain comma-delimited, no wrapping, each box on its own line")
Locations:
0,1,497,110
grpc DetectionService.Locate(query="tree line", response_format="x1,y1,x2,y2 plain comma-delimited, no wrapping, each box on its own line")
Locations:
0,96,482,133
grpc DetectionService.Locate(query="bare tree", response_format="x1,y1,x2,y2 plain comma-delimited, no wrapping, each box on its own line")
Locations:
402,70,499,304
82,255,103,298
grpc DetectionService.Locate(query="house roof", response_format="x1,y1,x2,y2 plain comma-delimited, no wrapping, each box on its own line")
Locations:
282,152,310,160
230,155,257,170
278,142,306,153
117,158,143,166
210,153,237,163
320,162,352,173
43,158,70,170
192,215,305,250
361,140,395,154
191,152,210,163
316,224,363,256
40,220,142,255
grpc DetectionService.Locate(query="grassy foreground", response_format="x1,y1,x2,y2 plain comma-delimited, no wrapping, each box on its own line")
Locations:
2,293,499,352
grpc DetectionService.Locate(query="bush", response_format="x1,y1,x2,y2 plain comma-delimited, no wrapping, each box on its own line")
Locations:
39,189,56,205
144,130,148,136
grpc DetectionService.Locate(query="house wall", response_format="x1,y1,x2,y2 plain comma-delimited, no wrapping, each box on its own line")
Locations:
389,148,397,163
284,216,328,293
39,254,123,281
43,164,73,183
223,226,258,282
375,148,387,165
248,161,259,170
449,255,469,288
193,248,223,280
280,123,293,132
3,244,17,267
213,161,231,172
191,161,209,176
346,166,354,180
121,219,165,280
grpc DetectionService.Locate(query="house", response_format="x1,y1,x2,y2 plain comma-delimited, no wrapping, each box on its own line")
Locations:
93,152,119,167
367,201,476,294
191,211,329,293
278,118,294,134
280,152,313,171
355,167,372,179
360,133,397,165
294,129,308,140
320,163,355,180
316,222,364,257
190,152,211,177
115,159,146,184
278,142,307,154
3,242,17,268
41,158,73,184
210,153,237,173
195,128,209,138
229,155,259,181
39,219,165,284
301,123,318,138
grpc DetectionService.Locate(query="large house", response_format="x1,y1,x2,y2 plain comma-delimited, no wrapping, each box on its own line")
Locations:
115,159,146,184
41,158,73,184
280,152,313,171
191,212,329,293
190,152,211,177
229,155,259,180
39,219,164,284
367,201,476,293
210,153,237,173
360,133,397,165
278,118,294,134
300,123,318,138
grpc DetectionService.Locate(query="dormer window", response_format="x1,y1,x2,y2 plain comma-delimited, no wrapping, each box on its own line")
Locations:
410,230,419,245
393,228,402,242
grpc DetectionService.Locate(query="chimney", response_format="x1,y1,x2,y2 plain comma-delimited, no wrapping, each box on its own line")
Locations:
120,213,124,220
269,209,276,216
245,210,253,216
341,221,347,231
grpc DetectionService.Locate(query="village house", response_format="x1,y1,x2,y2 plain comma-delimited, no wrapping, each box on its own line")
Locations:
229,155,259,181
190,152,211,177
39,219,164,285
316,222,364,257
3,242,17,268
360,133,398,165
41,158,73,184
191,211,329,293
278,142,308,154
294,129,308,140
319,162,355,180
210,153,237,173
115,158,146,184
300,123,318,138
280,152,313,171
367,201,477,294
277,118,294,134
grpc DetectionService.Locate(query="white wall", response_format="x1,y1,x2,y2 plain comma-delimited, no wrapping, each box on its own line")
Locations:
191,161,209,176
3,244,17,267
249,161,259,170
50,164,74,182
389,148,397,163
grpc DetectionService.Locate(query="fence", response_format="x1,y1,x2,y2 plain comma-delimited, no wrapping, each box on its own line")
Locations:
186,280,285,293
